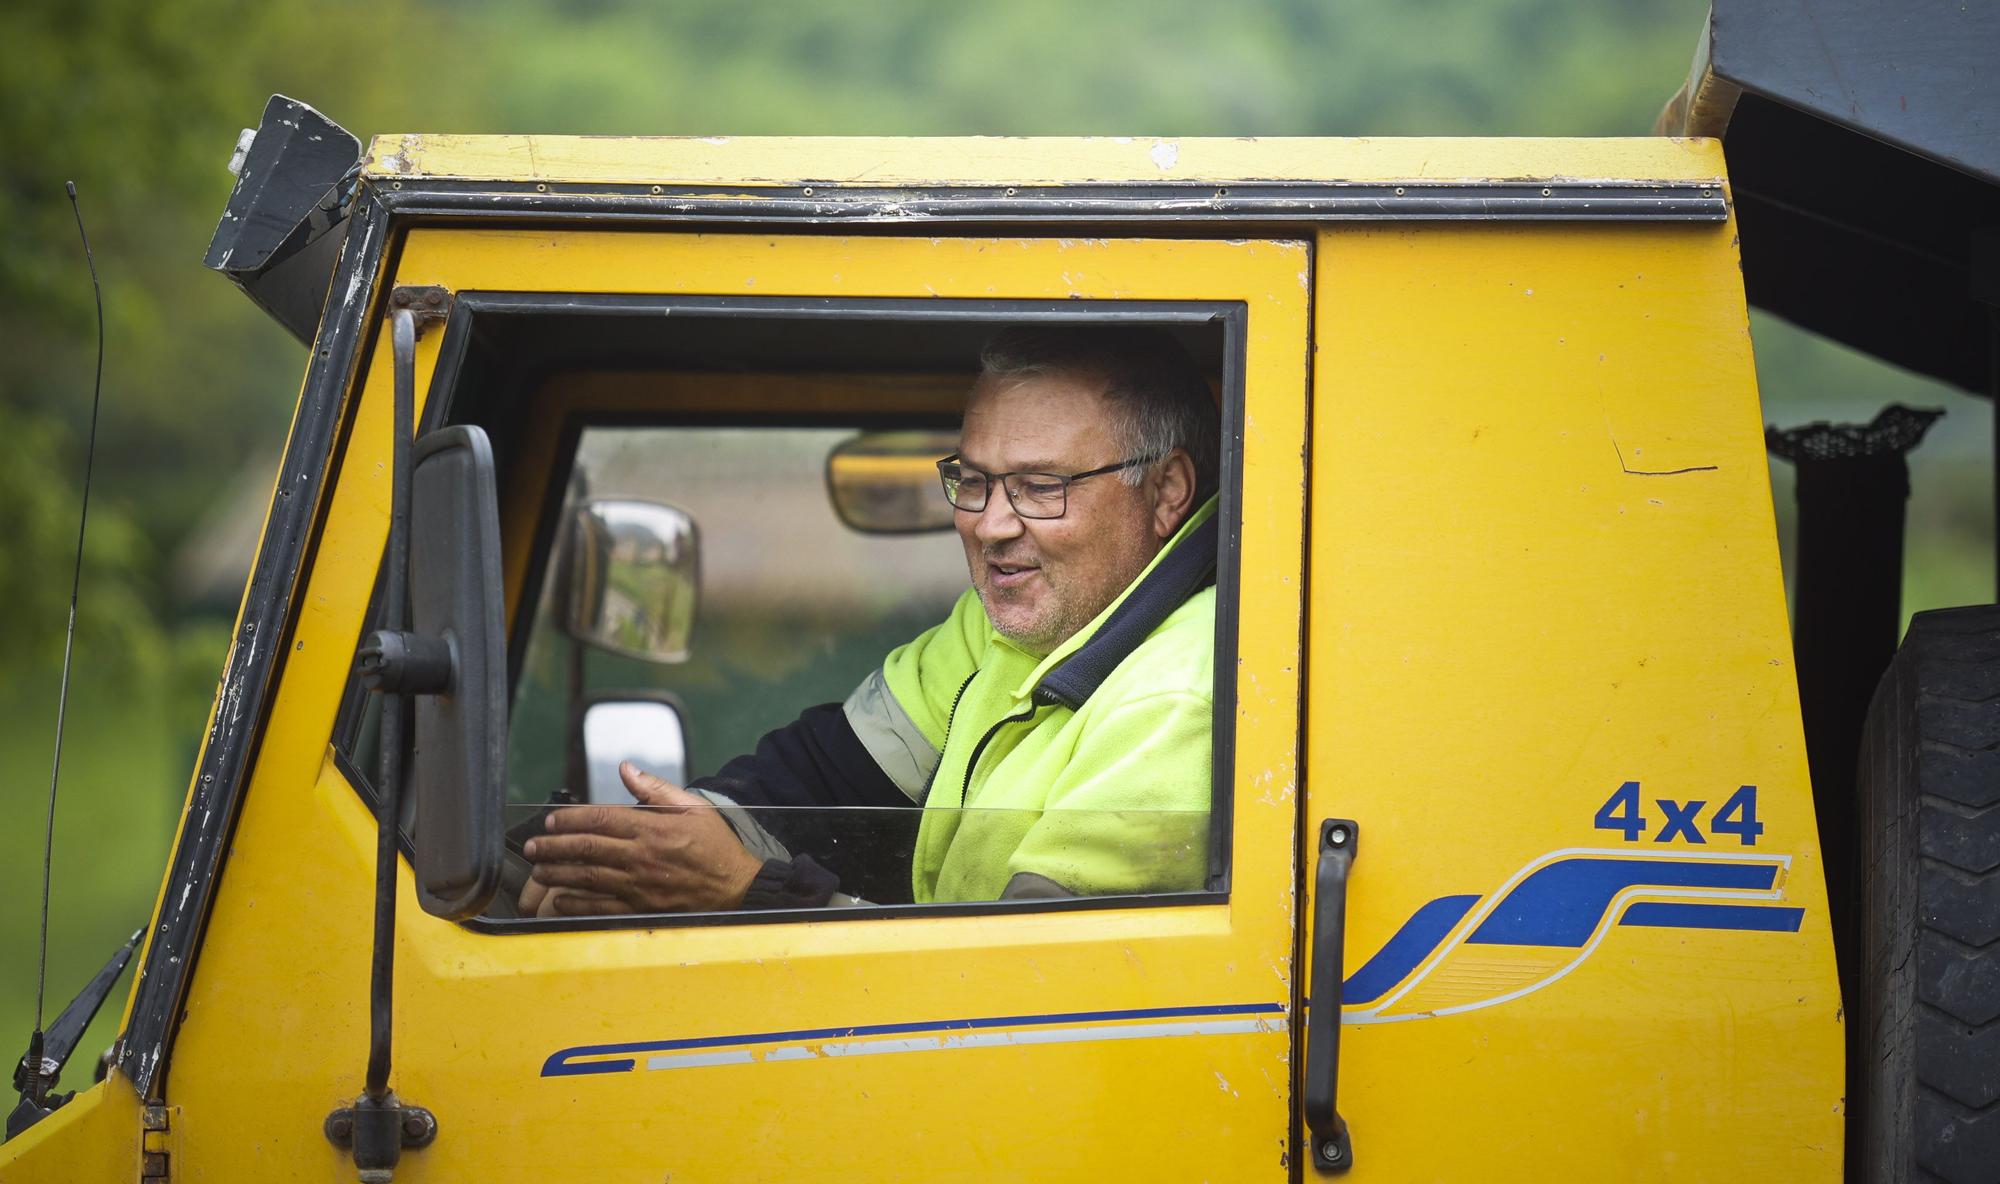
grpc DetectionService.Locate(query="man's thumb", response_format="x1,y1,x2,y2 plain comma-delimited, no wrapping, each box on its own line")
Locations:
619,761,696,806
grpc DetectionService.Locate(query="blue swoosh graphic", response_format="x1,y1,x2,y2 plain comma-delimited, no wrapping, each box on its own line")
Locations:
1619,902,1803,932
1341,893,1479,1006
1467,858,1780,947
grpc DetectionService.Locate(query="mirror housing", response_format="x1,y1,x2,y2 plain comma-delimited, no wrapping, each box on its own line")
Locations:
402,426,508,918
825,431,959,534
579,695,689,804
562,499,699,663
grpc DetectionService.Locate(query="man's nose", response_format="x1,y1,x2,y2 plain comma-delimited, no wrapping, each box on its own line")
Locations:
971,486,1026,544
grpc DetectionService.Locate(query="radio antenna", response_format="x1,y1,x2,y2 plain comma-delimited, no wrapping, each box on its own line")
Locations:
23,181,108,1109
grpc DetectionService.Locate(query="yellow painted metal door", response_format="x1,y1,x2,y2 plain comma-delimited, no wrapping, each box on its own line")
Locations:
162,229,1312,1181
1300,221,1844,1179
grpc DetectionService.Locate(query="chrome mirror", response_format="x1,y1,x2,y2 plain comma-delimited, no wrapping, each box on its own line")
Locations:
825,431,959,534
581,697,688,804
563,498,698,663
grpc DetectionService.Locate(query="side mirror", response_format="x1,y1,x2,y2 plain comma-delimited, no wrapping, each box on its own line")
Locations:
357,425,508,920
825,432,959,533
563,499,699,664
580,696,689,804
406,427,508,918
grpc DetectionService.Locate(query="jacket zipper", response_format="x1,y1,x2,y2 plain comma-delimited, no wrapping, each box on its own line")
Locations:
917,671,978,804
960,701,1040,807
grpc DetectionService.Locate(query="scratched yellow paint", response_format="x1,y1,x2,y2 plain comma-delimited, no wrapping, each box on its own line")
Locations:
1306,221,1842,1178
157,233,1310,1183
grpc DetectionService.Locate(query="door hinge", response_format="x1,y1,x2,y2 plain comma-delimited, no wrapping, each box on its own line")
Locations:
141,1104,173,1182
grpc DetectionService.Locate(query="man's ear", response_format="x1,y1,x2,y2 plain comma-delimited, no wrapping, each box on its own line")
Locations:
1150,448,1198,540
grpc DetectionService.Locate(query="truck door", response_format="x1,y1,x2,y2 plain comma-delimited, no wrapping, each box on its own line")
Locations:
1301,221,1845,1178
160,230,1312,1180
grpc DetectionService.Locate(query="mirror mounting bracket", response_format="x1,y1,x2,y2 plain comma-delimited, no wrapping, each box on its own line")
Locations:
355,630,452,695
324,1094,437,1183
388,285,451,335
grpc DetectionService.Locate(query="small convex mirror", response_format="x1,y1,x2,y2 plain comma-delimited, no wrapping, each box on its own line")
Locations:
581,697,688,805
825,431,960,534
563,499,699,663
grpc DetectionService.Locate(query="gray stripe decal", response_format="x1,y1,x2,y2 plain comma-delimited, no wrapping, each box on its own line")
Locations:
843,668,940,803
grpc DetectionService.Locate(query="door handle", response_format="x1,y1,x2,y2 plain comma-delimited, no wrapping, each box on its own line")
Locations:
1305,818,1357,1173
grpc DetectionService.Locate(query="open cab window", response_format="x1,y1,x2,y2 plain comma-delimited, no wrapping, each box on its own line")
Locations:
337,298,1241,926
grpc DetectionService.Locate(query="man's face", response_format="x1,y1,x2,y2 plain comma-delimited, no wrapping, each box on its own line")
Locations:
954,369,1173,655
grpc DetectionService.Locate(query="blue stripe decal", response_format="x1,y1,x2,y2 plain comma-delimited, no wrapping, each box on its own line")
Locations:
1467,858,1779,948
541,1001,1286,1077
1341,893,1479,1006
1620,902,1805,933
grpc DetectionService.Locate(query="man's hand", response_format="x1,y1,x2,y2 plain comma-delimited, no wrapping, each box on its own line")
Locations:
522,762,765,915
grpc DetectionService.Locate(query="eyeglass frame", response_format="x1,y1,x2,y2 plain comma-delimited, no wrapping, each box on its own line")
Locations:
935,452,1161,520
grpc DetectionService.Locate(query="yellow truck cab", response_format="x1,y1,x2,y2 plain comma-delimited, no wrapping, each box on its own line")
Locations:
11,10,2000,1173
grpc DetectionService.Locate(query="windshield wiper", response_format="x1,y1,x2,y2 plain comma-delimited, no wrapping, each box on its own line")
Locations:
7,928,142,1140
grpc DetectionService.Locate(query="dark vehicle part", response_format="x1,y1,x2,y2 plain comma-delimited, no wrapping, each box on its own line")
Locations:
324,1095,437,1183
1768,406,1942,1012
204,95,362,345
7,931,141,1140
1857,606,2000,1183
404,423,509,919
333,304,429,1184
1305,819,1357,1173
1661,0,2000,399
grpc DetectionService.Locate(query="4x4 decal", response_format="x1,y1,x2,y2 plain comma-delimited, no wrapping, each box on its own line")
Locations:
1343,849,1803,1024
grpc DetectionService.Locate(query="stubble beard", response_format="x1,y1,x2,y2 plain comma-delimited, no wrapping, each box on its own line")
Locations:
977,572,1083,656
973,548,1138,657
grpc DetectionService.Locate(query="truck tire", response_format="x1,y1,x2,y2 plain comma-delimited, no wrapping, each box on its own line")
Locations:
1856,605,2000,1183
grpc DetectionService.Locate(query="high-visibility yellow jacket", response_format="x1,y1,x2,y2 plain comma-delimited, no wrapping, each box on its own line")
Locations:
697,499,1218,905
879,499,1219,901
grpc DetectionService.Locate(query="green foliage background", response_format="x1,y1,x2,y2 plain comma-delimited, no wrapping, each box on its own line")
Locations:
1,0,1989,1097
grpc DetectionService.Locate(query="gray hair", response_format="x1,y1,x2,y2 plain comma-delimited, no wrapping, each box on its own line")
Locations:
976,326,1221,504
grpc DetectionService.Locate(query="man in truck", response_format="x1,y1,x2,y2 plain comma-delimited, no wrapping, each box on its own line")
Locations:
521,325,1223,914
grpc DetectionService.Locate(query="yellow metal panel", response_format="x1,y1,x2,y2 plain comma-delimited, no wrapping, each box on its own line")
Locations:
0,1071,143,1182
1306,221,1842,1178
368,133,1725,188
165,231,1310,1182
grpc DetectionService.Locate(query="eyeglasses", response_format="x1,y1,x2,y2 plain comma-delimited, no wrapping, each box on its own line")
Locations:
936,453,1157,520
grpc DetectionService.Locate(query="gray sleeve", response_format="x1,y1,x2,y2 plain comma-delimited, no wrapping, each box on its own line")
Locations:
842,668,941,803
682,786,793,863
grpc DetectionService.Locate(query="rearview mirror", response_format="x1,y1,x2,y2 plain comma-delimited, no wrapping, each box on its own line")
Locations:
580,696,689,804
825,431,959,533
563,499,699,663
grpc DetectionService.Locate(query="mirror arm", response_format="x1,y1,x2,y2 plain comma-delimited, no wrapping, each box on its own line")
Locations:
326,304,438,1184
367,306,415,1106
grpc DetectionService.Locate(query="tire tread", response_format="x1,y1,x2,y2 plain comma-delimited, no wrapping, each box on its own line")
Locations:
1862,606,2000,1183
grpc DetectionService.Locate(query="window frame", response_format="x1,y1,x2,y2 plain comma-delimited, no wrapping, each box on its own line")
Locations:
331,293,1248,932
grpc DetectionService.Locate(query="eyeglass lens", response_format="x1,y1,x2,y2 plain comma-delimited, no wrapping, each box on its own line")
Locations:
940,465,1070,519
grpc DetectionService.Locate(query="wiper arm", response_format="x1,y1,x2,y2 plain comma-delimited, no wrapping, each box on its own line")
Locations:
7,928,142,1140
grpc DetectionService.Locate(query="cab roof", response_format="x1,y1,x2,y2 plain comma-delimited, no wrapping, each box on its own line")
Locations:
361,134,1726,187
